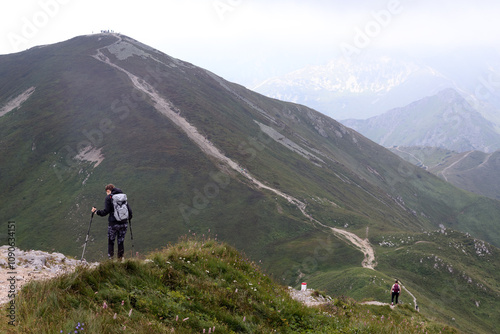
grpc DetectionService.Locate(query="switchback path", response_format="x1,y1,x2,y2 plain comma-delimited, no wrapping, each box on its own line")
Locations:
439,151,473,181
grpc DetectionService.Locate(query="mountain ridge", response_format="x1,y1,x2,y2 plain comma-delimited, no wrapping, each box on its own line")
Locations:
342,88,500,152
252,50,500,126
390,146,500,200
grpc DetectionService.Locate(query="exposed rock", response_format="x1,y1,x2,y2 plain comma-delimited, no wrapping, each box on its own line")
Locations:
0,246,98,305
288,287,331,307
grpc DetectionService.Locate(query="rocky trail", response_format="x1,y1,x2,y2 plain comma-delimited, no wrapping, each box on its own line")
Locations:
93,35,378,272
289,285,419,312
288,287,333,307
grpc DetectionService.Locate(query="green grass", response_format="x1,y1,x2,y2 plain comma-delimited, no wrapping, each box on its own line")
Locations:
1,237,458,334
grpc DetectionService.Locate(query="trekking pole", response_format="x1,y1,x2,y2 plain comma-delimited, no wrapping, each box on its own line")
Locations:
129,217,135,256
81,211,95,261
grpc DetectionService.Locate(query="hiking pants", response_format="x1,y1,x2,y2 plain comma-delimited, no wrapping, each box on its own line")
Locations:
392,292,399,304
108,223,128,258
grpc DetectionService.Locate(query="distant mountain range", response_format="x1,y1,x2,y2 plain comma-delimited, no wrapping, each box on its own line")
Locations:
253,56,448,119
342,88,500,153
1,35,500,333
252,50,500,127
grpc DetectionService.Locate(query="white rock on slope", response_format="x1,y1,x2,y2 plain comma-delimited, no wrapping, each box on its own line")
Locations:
0,246,97,305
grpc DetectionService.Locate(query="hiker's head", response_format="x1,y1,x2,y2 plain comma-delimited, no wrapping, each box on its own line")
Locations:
395,279,398,283
105,184,115,195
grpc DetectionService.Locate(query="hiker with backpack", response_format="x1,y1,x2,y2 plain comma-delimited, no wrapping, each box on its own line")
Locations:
391,279,401,306
91,184,132,260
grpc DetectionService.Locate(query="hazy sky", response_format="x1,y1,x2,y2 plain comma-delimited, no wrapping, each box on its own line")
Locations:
1,0,499,86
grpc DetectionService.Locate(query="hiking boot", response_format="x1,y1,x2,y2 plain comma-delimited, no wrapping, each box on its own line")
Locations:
391,302,394,306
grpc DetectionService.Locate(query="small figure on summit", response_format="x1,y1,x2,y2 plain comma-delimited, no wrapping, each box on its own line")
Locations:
91,184,132,260
391,279,401,306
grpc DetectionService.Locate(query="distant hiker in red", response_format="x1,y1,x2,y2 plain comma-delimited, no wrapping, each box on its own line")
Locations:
91,184,132,260
391,279,401,306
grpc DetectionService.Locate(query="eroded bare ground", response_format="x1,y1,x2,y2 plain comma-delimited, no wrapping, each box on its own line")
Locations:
331,228,377,269
0,86,36,117
75,145,104,167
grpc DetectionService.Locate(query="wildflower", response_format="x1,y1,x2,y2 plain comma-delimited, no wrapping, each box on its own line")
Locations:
183,317,189,322
103,301,108,309
121,300,125,306
113,313,117,319
243,316,246,322
128,308,133,317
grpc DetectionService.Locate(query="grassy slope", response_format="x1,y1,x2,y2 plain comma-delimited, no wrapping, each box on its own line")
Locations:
306,230,500,334
1,34,500,250
391,147,500,200
0,238,458,334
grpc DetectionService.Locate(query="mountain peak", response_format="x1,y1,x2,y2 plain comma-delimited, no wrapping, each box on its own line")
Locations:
342,88,500,152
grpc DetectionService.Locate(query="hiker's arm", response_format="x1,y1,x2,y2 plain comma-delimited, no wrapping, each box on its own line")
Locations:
96,196,113,216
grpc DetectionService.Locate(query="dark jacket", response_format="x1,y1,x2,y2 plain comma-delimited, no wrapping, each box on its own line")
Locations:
96,187,133,225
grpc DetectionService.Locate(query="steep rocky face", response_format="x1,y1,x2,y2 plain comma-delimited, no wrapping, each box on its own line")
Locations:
342,88,500,152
